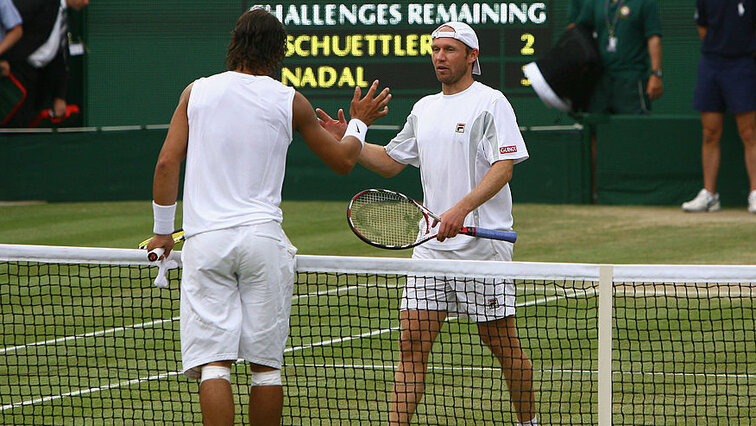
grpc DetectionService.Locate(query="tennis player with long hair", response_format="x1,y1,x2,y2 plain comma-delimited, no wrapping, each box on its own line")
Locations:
147,8,390,426
319,21,536,425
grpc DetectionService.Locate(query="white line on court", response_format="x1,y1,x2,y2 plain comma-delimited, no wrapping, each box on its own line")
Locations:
285,363,756,380
285,326,401,353
0,318,176,355
5,283,753,412
2,285,572,411
282,287,596,355
0,284,366,355
1,282,368,411
0,371,184,411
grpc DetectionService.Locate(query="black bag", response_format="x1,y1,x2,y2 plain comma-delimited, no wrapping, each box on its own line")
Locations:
523,25,601,112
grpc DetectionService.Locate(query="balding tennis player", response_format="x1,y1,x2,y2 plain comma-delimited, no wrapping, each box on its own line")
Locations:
147,8,390,426
319,21,536,425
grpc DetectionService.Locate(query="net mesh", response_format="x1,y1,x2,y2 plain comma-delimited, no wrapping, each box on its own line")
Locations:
612,282,755,423
1,245,754,424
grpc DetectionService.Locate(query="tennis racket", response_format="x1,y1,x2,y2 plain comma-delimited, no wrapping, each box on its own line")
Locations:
347,188,517,250
138,228,185,261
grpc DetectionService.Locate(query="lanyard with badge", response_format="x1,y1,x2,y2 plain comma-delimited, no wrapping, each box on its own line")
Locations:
604,0,624,52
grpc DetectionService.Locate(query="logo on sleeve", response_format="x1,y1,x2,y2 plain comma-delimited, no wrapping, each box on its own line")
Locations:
500,146,517,154
455,123,466,133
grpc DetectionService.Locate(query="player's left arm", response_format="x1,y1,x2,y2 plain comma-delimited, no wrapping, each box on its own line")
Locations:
646,35,663,100
0,24,22,58
437,97,525,241
147,83,191,255
644,0,663,101
437,160,513,241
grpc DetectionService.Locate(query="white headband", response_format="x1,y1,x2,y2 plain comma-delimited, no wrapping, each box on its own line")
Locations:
431,21,481,75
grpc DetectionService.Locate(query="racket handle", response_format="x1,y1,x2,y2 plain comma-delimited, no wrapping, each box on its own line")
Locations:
462,227,517,243
147,247,165,262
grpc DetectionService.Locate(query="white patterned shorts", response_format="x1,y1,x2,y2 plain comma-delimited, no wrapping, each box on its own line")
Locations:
402,239,516,322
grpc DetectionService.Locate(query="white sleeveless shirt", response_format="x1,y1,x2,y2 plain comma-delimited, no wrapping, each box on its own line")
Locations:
182,71,295,238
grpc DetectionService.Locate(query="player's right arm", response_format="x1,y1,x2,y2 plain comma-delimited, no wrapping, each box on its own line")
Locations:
294,80,391,175
358,143,406,178
147,83,192,256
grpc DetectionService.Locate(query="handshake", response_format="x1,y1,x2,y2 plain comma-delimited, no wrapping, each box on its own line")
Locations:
315,79,391,142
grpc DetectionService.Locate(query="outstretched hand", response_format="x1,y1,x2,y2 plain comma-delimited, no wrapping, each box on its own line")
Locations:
349,80,391,126
316,107,347,139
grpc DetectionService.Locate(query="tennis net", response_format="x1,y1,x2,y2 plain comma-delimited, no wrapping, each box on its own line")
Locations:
1,244,754,424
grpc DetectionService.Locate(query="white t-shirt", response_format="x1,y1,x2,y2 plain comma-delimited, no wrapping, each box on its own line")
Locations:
385,81,528,251
182,71,295,238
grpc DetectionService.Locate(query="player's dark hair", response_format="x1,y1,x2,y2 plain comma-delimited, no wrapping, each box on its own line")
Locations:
226,8,287,76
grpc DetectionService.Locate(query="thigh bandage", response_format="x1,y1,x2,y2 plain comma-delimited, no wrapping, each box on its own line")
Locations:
200,366,231,383
250,369,282,386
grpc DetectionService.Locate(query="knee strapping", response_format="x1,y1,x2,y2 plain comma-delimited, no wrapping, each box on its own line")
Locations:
250,369,282,386
200,365,231,383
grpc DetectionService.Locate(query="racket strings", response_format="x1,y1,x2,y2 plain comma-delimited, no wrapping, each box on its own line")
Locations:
350,191,426,247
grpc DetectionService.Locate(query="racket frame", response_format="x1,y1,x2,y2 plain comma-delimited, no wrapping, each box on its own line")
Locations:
347,188,517,250
347,189,438,250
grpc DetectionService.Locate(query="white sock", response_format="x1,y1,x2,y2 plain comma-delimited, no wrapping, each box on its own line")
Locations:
517,416,537,426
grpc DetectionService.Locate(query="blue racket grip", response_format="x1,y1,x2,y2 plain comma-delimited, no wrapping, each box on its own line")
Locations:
462,227,517,243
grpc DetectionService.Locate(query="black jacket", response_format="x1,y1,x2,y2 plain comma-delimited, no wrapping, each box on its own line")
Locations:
6,0,68,101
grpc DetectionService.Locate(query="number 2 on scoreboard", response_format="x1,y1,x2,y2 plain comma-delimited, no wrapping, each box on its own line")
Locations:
520,33,535,55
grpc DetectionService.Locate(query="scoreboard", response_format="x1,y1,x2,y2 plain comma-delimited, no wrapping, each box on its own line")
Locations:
253,2,554,100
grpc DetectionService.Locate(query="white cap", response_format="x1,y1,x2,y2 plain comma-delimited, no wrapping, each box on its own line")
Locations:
431,21,481,75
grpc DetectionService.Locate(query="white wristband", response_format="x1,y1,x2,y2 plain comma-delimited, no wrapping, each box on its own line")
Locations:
152,201,176,235
343,118,367,147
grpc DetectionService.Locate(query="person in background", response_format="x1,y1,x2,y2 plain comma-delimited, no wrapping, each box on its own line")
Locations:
682,0,756,213
318,21,536,426
0,0,22,76
147,8,390,426
570,0,664,202
574,0,663,114
2,0,89,127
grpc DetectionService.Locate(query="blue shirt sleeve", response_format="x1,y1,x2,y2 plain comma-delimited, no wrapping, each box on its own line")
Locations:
0,0,22,32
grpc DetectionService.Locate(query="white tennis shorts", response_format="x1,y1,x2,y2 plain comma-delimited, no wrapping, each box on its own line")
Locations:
401,238,516,322
180,222,297,379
